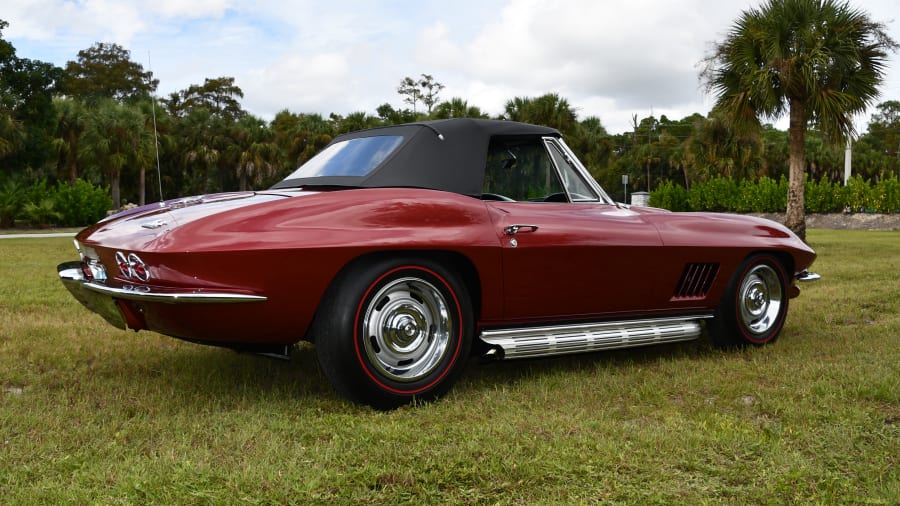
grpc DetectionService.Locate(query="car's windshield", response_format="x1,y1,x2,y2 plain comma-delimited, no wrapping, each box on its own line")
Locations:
282,135,404,180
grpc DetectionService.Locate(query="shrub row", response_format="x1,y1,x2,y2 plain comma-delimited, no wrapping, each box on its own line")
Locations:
0,178,111,228
649,175,900,214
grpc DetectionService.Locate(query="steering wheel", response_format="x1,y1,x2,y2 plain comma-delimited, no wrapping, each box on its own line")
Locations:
543,192,569,202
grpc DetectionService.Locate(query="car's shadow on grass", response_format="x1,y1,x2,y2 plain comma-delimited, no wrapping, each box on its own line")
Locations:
74,335,346,411
78,330,748,412
458,334,725,389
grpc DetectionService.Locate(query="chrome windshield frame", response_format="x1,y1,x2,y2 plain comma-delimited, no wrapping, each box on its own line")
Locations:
545,136,616,205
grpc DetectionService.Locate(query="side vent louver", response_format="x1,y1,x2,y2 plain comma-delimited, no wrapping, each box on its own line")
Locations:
673,263,719,299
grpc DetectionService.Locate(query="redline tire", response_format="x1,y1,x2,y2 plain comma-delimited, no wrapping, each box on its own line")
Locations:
313,257,473,409
710,254,789,348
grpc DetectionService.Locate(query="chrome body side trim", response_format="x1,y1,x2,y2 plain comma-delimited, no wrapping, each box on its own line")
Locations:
479,316,710,360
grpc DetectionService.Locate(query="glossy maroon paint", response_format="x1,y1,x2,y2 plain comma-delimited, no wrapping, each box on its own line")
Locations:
74,186,816,346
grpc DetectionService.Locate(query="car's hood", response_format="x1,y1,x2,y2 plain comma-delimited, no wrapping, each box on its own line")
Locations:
77,190,316,250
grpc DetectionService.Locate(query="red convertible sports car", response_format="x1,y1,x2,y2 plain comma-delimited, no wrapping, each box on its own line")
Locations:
59,118,819,409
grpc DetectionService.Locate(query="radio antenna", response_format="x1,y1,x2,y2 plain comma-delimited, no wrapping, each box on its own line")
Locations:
148,51,164,204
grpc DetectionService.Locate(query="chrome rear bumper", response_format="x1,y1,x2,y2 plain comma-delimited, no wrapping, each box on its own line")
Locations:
57,261,267,330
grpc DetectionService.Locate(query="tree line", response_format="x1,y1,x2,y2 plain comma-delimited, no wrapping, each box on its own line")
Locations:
2,9,899,228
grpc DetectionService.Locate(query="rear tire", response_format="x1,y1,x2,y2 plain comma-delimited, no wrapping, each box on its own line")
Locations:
313,257,473,409
710,254,789,348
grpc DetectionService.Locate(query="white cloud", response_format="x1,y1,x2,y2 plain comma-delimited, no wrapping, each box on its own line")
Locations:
3,1,74,40
3,0,899,134
152,0,235,18
415,0,748,129
244,51,353,114
84,0,147,44
5,0,146,44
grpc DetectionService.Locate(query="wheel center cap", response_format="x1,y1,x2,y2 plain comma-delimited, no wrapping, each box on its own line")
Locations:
385,313,422,348
748,286,767,311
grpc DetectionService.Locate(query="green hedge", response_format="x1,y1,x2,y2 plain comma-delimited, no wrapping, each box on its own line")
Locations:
649,175,900,214
53,179,113,227
0,178,111,228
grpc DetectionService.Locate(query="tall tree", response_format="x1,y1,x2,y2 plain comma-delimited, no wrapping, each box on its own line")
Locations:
131,98,168,205
418,74,444,114
375,103,417,125
431,97,487,119
51,97,87,185
226,115,278,191
702,0,897,240
1,19,63,174
64,42,158,102
396,74,445,116
569,116,613,180
169,77,245,120
397,76,422,114
271,110,334,172
0,111,23,160
80,100,151,208
176,107,229,195
504,93,578,135
330,111,381,135
864,100,900,173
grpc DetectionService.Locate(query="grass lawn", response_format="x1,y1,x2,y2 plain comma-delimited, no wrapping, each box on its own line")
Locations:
1,230,897,504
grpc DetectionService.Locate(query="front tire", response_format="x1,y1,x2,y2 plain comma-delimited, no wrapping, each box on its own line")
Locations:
710,254,789,348
313,257,473,409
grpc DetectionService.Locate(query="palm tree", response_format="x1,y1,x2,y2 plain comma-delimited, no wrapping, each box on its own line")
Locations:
331,111,381,135
52,97,86,186
80,100,148,208
177,107,226,195
504,93,578,135
570,116,614,179
271,111,333,170
0,110,25,160
227,115,279,191
431,98,487,119
702,0,897,240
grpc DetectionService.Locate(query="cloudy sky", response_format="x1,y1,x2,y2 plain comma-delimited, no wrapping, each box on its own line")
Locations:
5,0,899,134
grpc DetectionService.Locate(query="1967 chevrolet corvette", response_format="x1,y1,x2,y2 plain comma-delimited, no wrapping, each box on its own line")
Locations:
58,118,819,408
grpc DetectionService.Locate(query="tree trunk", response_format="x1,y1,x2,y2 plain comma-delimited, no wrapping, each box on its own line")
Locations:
67,132,78,186
110,170,121,210
785,99,807,241
67,155,78,187
139,166,146,206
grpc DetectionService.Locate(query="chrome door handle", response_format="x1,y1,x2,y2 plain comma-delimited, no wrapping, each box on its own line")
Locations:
504,224,539,235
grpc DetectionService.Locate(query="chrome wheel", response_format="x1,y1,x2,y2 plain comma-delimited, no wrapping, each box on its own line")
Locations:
362,277,453,383
738,264,783,335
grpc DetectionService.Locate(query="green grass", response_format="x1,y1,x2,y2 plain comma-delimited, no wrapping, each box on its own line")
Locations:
1,230,898,505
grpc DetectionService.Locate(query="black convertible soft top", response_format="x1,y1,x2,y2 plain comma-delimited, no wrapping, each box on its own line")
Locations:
271,118,561,196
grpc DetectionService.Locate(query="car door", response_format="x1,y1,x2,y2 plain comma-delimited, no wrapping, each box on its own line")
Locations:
482,137,671,322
